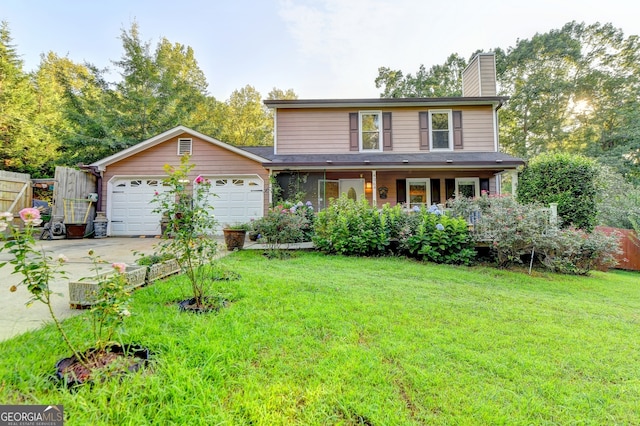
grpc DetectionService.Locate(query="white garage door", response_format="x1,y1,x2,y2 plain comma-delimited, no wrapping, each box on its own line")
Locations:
109,175,264,236
109,178,168,236
203,176,264,233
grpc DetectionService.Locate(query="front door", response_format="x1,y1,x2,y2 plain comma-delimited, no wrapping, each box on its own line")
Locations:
339,179,365,201
318,180,339,210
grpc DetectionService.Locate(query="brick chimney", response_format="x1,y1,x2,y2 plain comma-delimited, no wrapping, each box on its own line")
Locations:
462,52,496,97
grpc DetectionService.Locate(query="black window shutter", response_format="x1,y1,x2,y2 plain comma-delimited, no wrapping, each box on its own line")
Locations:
453,110,463,149
419,112,429,150
480,178,490,195
382,112,392,151
396,179,406,204
349,113,359,151
430,179,441,205
445,179,456,201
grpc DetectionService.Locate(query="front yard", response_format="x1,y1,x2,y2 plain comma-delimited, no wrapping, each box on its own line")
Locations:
1,251,639,424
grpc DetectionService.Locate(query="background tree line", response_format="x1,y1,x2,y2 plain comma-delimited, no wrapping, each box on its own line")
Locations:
376,21,640,185
0,21,296,177
2,19,639,191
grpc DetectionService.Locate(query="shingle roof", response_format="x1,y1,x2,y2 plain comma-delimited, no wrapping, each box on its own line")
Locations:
239,147,524,170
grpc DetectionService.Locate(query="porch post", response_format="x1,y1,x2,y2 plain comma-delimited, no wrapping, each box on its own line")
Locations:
371,170,377,207
510,170,518,196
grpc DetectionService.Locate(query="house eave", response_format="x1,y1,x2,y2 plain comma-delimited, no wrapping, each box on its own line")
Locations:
264,163,523,171
264,96,509,110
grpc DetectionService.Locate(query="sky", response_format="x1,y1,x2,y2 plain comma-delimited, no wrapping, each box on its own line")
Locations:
3,0,640,101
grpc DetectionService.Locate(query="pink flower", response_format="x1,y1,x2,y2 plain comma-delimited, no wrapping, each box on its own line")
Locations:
154,191,159,196
19,208,41,224
57,254,69,263
112,262,127,274
194,175,204,184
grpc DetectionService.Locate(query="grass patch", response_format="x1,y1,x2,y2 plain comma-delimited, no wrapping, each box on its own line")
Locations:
1,251,639,424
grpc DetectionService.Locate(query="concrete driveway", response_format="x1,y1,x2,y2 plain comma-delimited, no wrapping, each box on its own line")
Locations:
0,237,165,342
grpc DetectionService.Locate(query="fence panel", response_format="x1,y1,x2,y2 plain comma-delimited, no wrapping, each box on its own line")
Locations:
0,170,32,215
596,226,640,271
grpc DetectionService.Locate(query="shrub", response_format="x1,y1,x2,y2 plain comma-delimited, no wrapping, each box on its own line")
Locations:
517,152,599,231
313,195,387,256
252,203,312,252
537,227,622,275
595,165,640,230
401,207,476,265
468,195,552,267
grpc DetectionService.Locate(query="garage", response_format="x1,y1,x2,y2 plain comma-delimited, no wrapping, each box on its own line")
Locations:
203,175,264,231
108,175,264,236
108,177,168,236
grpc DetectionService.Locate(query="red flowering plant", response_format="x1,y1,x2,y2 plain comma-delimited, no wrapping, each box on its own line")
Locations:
1,208,132,367
152,155,220,309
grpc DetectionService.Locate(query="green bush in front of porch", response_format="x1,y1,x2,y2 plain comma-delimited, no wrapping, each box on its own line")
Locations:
313,195,474,264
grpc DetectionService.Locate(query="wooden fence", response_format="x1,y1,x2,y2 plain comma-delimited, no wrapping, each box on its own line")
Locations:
596,226,640,271
52,167,97,234
0,170,32,215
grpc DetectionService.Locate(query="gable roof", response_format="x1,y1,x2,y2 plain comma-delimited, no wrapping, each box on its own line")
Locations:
90,125,271,171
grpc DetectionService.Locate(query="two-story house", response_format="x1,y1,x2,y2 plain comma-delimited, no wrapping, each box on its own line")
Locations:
253,52,523,210
90,52,523,236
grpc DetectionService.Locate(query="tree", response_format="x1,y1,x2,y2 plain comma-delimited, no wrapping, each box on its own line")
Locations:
375,53,467,98
112,22,211,143
497,22,640,161
0,22,57,177
219,85,271,146
267,88,298,101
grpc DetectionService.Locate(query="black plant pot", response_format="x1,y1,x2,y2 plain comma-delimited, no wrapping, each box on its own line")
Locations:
178,297,228,314
55,343,150,388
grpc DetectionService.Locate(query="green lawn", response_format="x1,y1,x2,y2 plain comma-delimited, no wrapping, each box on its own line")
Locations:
1,251,639,425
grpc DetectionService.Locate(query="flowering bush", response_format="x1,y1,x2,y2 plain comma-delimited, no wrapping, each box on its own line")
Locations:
0,208,132,365
251,202,312,256
85,252,131,349
152,155,219,306
401,206,476,265
450,194,621,274
537,227,621,275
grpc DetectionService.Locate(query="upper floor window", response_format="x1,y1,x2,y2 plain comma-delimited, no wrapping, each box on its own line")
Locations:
359,111,382,152
178,138,192,155
429,110,453,151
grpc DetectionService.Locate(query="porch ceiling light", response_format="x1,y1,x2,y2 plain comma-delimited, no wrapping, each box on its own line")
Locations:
364,160,370,164
446,159,453,163
402,159,409,163
326,160,332,163
496,159,503,163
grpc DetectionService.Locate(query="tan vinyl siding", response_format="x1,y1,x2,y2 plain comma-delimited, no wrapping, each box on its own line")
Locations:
479,55,497,96
458,108,495,151
277,109,350,154
100,134,270,212
276,106,496,154
462,53,496,97
462,54,481,97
